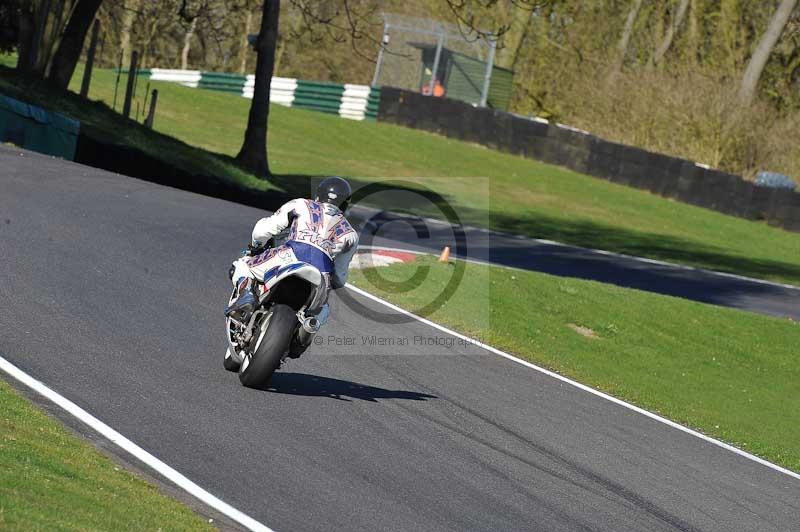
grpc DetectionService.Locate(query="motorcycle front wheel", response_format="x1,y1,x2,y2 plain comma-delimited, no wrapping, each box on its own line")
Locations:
238,304,296,387
223,346,240,372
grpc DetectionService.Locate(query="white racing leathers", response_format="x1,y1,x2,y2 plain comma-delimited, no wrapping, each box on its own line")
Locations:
231,198,359,324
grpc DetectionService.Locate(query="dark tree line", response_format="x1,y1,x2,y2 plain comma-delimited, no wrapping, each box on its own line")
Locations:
6,0,103,88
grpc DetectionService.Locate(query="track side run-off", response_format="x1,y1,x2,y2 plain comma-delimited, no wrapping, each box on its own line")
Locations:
350,248,420,269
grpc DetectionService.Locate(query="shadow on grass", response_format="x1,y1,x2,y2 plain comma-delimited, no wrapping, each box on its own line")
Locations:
258,372,437,403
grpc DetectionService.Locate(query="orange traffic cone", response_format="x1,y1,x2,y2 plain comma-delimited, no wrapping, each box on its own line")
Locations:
438,246,451,263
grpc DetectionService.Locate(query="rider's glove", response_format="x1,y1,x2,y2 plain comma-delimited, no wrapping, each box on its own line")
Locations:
246,238,274,256
246,243,264,256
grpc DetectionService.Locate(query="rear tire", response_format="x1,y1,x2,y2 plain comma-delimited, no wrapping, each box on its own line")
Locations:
238,304,297,387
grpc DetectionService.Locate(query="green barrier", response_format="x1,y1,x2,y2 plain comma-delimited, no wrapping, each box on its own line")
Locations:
0,94,80,160
114,69,381,121
201,72,246,82
197,82,245,93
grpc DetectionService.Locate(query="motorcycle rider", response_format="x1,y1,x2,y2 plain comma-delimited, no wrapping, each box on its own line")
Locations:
225,176,358,355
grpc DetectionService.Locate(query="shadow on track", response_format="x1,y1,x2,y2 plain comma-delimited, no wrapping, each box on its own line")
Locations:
260,372,437,403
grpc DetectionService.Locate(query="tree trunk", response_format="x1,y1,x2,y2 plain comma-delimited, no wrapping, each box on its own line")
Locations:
119,0,138,69
47,0,104,89
180,16,197,70
686,0,700,64
18,0,62,76
738,0,798,105
239,9,252,74
41,0,70,73
611,0,644,73
653,0,691,65
236,0,279,177
16,1,36,72
273,31,285,76
496,3,533,70
138,13,160,69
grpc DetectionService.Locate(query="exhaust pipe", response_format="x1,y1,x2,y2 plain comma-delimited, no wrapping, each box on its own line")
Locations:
297,316,320,346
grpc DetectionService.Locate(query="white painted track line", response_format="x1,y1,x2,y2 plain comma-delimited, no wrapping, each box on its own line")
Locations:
345,283,800,482
0,355,276,532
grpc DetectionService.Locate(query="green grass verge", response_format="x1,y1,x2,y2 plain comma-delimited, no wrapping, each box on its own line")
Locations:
0,379,214,531
349,256,800,473
1,55,799,285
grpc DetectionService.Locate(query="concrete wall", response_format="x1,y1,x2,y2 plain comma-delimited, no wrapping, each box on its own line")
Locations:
377,87,800,233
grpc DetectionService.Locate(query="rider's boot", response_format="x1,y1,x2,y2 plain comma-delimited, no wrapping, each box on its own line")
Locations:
225,278,257,321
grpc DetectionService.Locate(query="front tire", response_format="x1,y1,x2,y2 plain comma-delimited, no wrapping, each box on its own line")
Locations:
238,304,297,387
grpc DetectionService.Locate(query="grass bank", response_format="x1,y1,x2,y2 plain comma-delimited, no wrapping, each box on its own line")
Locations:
349,256,800,473
1,56,799,285
0,379,214,531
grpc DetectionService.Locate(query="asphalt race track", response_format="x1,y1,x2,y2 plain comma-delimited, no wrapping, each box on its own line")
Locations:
1,146,799,531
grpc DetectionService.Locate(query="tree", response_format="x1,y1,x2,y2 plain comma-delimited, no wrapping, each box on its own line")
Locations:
0,1,21,54
653,0,691,66
47,0,104,88
9,0,103,84
494,2,536,70
118,0,139,69
611,0,644,74
238,8,253,74
235,0,279,176
738,0,798,105
180,16,198,69
16,0,70,76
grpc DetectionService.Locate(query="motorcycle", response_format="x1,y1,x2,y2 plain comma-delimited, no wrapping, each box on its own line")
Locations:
224,242,326,386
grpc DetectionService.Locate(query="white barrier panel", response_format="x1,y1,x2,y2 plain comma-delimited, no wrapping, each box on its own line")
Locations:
339,84,372,121
341,96,369,105
343,84,371,97
270,77,298,91
340,101,369,112
150,69,202,83
340,110,366,120
268,92,295,106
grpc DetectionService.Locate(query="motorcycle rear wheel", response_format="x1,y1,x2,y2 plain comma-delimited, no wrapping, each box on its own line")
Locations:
238,304,296,387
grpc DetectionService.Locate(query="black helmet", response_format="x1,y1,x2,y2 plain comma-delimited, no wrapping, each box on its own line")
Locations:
315,176,352,211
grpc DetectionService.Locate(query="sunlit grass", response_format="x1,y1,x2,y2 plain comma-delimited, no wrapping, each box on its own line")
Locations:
0,380,214,531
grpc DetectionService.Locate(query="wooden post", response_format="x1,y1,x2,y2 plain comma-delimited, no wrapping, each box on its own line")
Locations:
80,20,100,98
141,81,150,121
122,50,138,118
112,49,122,111
144,89,158,128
